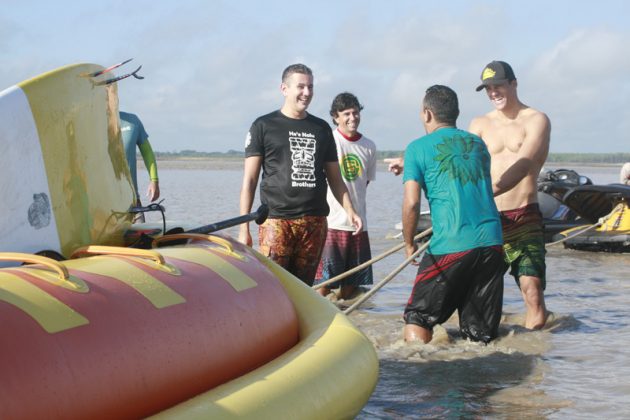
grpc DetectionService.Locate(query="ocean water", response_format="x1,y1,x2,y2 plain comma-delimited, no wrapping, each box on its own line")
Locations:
142,163,629,419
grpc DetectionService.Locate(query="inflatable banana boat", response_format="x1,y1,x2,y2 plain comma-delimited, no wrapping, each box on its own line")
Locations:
0,234,378,419
0,63,378,418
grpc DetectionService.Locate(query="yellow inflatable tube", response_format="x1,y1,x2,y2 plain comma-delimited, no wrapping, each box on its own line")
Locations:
152,249,379,419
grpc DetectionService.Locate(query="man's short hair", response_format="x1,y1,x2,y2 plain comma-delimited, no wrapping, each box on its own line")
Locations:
329,92,363,125
423,85,459,126
281,63,313,83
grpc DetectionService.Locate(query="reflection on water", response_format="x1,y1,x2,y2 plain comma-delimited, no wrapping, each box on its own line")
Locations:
141,164,630,419
361,354,564,419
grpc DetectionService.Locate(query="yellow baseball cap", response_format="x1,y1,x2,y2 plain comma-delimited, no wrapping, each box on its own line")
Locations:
476,61,516,91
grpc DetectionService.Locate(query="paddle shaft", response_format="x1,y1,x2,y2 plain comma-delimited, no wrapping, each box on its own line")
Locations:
187,204,268,234
343,241,430,315
313,227,433,290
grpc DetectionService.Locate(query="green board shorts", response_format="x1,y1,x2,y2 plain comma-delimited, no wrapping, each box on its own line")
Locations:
500,203,547,290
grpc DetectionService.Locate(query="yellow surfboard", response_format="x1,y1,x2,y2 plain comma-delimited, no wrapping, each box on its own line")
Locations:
0,64,135,258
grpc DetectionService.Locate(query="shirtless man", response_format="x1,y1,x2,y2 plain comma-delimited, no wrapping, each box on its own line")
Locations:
469,60,551,329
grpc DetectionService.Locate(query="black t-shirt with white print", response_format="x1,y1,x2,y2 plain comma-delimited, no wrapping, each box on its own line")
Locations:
245,110,338,219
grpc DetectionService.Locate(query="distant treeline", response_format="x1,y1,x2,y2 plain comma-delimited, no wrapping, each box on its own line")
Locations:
546,153,630,164
155,150,630,164
155,150,244,158
154,149,405,159
154,150,427,159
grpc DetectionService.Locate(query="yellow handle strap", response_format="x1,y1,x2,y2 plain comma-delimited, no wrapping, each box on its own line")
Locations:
0,252,69,281
70,245,165,265
153,233,244,260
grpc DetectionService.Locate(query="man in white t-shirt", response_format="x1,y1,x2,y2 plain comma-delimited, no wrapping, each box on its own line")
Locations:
314,92,377,299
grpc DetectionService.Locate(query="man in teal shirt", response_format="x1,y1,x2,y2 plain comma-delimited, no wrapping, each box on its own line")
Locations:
120,112,160,221
402,85,506,344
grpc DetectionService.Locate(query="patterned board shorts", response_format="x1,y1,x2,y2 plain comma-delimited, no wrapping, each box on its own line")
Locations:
258,216,327,286
313,229,373,288
500,203,547,289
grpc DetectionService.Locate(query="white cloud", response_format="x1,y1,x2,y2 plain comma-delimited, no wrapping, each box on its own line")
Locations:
527,28,630,152
2,1,629,153
532,29,630,87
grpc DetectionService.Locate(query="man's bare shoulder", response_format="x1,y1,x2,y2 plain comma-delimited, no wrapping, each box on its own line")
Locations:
521,106,550,126
469,110,497,134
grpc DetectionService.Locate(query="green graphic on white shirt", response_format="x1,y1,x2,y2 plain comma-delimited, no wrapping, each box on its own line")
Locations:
340,153,364,181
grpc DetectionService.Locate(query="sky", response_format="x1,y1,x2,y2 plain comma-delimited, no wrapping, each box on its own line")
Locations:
2,0,629,153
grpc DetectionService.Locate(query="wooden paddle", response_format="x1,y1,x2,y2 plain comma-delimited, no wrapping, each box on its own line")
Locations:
344,241,430,315
313,227,432,290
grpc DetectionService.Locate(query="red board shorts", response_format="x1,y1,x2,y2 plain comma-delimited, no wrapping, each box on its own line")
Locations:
404,246,506,343
314,229,373,288
258,216,327,286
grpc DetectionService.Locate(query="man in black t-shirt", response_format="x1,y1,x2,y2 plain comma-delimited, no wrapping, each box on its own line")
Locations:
238,63,362,286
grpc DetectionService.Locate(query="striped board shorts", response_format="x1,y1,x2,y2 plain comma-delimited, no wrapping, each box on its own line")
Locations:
500,203,547,289
314,229,373,288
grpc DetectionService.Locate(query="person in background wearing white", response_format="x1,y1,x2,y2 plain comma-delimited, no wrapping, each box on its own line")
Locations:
314,92,377,300
619,162,630,185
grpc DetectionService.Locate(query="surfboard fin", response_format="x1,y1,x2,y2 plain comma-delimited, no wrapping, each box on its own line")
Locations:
81,58,134,78
96,65,144,86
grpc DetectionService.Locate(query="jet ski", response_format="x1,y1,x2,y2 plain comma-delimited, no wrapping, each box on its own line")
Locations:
543,178,630,252
537,168,593,242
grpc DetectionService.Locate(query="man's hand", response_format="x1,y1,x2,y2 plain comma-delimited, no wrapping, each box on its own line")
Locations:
238,226,253,247
146,180,160,202
405,242,419,265
349,212,363,235
384,157,404,176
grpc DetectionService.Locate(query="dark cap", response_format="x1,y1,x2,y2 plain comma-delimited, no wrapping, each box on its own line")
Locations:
475,61,516,92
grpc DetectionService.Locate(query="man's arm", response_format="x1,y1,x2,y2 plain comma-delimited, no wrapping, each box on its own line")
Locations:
238,156,262,246
402,180,420,259
468,116,484,138
492,113,551,196
324,161,363,234
138,140,160,201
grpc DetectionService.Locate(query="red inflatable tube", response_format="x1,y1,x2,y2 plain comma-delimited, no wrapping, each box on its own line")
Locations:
0,244,299,419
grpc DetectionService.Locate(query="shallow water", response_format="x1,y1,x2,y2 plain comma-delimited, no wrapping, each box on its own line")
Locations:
143,163,629,419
